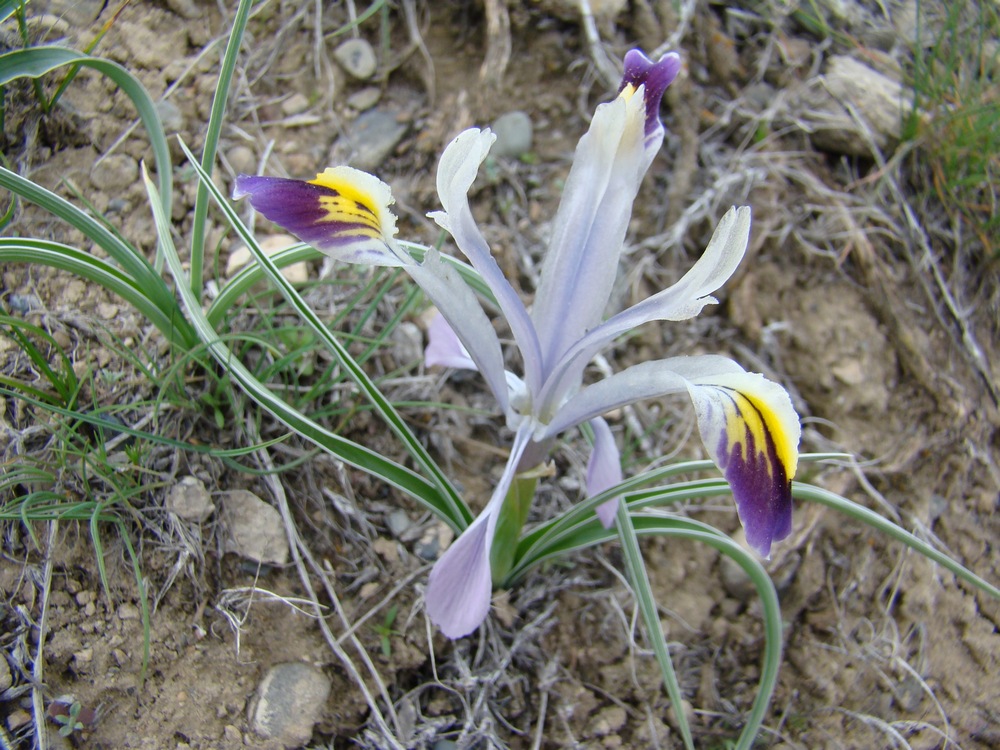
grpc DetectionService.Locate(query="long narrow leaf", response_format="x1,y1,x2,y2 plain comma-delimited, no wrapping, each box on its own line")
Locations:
0,46,171,216
0,238,192,346
189,0,253,298
176,140,469,527
140,167,464,528
795,482,1000,598
616,503,693,749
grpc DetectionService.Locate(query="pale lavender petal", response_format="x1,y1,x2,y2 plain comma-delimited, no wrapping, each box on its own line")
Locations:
425,311,477,370
426,424,534,638
536,207,751,415
234,168,406,266
531,52,680,373
586,418,622,528
430,129,543,394
686,372,800,558
407,249,510,414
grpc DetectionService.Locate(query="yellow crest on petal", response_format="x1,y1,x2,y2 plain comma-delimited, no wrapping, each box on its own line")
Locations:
309,166,398,243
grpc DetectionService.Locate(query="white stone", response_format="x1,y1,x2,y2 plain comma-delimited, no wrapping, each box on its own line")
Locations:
221,490,289,565
251,662,331,748
333,38,377,80
226,234,309,285
165,476,214,522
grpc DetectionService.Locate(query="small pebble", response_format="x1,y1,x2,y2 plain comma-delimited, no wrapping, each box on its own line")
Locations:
91,154,138,191
386,509,411,537
166,476,214,522
156,99,185,133
331,108,408,171
490,111,533,158
281,92,310,117
251,662,331,747
346,86,381,111
227,145,257,175
222,489,289,566
334,38,377,80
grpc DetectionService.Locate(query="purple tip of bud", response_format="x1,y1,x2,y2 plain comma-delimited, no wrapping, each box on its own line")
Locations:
620,49,682,136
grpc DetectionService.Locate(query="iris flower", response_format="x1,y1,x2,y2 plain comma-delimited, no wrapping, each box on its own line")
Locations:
234,50,800,640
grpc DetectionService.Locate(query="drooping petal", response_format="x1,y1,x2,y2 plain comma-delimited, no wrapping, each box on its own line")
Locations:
531,51,680,374
425,424,533,638
234,168,406,266
425,310,477,371
541,355,800,558
407,250,510,414
586,418,623,528
429,128,543,395
536,207,751,416
686,371,800,558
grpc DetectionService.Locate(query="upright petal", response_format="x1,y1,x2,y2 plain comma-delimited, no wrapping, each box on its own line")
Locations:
234,168,406,266
429,128,543,395
586,418,623,528
426,424,533,638
686,371,800,557
531,51,680,374
536,207,751,416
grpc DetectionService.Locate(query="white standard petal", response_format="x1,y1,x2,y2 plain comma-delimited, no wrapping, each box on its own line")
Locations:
429,128,543,394
425,310,478,371
531,90,659,372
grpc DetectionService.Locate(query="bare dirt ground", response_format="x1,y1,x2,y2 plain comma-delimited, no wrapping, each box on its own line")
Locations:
1,1,998,748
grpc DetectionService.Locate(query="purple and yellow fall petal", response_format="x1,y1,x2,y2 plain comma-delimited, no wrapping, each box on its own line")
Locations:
234,167,405,266
687,372,800,558
586,418,623,528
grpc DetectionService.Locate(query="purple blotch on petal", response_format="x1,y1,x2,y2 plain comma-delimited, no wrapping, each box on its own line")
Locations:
714,394,792,558
234,175,380,252
620,49,682,136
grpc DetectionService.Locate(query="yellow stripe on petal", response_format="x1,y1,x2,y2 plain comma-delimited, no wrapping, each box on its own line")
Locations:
688,370,800,557
309,166,398,241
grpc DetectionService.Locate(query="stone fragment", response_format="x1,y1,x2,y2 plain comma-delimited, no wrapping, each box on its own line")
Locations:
490,111,533,159
334,38,377,80
330,108,408,171
166,476,214,522
221,490,289,565
0,653,11,691
792,55,911,157
281,93,310,117
156,99,185,133
346,86,381,111
90,154,138,192
227,145,257,175
251,662,331,748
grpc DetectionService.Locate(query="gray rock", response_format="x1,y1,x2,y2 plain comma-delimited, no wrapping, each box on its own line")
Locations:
221,490,289,565
250,662,331,748
490,111,533,159
331,108,408,171
390,321,423,366
165,476,214,522
156,99,185,133
385,509,412,538
281,92,310,117
34,0,105,26
0,651,11,691
334,38,377,81
90,154,138,192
